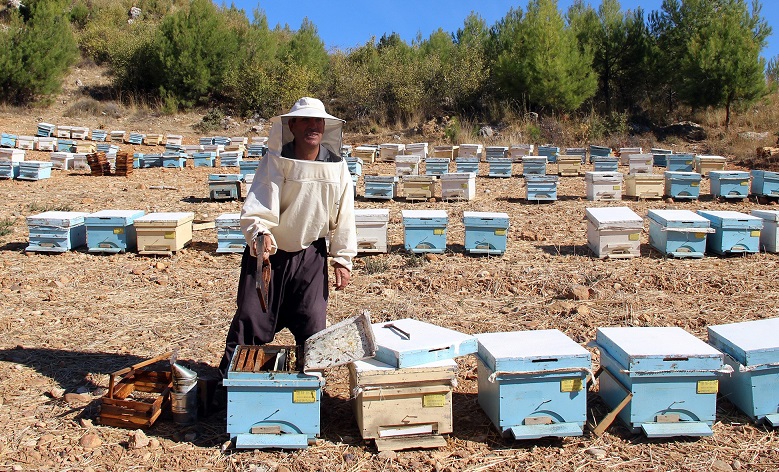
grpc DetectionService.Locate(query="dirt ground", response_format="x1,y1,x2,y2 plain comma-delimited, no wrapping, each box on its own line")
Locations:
1,70,779,471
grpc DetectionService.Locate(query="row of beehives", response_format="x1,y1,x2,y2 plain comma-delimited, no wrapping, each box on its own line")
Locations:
223,317,779,450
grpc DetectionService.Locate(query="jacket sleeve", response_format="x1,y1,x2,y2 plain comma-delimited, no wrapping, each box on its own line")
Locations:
328,160,357,271
240,156,280,256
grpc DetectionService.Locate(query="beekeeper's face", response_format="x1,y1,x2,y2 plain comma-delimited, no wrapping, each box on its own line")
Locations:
289,117,325,147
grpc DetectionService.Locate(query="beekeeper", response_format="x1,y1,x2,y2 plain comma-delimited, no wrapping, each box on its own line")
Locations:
219,97,357,377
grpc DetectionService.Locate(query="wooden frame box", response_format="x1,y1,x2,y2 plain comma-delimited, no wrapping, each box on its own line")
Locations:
695,155,726,176
402,175,436,202
556,155,582,176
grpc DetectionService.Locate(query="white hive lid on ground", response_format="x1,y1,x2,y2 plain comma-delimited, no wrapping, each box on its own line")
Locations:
708,318,779,367
371,318,477,368
585,207,642,228
476,329,590,372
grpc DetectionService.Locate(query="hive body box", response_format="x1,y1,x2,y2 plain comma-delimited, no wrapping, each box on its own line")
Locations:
402,209,447,254
589,145,613,162
379,143,405,162
751,210,779,252
647,209,712,258
585,206,642,259
697,210,762,255
395,155,421,177
627,154,653,174
405,142,429,159
440,172,476,201
26,211,89,253
193,151,216,167
454,157,479,174
624,174,664,200
750,170,779,198
556,155,582,176
708,318,779,427
371,318,477,368
0,160,20,179
17,161,53,181
463,211,509,255
238,160,260,177
223,345,323,449
364,175,397,200
402,175,436,201
476,330,591,440
134,212,194,255
591,156,619,172
652,149,673,167
564,148,587,164
666,154,695,172
619,147,642,165
208,174,243,201
349,358,456,449
458,143,483,160
220,151,243,167
521,156,547,176
585,172,623,201
424,158,450,176
525,175,559,201
215,213,246,253
85,210,145,253
508,144,533,162
537,146,559,164
353,146,378,163
709,171,750,199
346,156,363,176
354,209,390,254
487,158,513,177
596,326,725,437
695,155,726,176
664,171,701,200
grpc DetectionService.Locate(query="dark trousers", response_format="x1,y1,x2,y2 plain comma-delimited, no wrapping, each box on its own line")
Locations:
219,238,329,377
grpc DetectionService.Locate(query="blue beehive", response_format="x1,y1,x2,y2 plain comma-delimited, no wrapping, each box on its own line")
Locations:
476,330,591,440
209,174,242,201
697,210,762,255
85,210,145,253
592,156,619,172
521,156,547,176
17,161,53,181
651,149,673,168
247,143,267,158
487,158,512,178
708,318,779,427
424,157,450,176
525,175,558,201
363,175,397,200
564,147,587,164
666,154,694,172
193,151,216,167
96,143,119,154
664,171,701,200
647,209,712,258
589,145,612,163
91,129,108,142
485,146,508,160
455,157,479,174
537,146,559,164
402,209,447,254
127,133,144,145
220,151,243,167
215,213,246,253
1,133,17,148
239,159,260,177
223,345,323,449
463,211,509,255
750,170,779,198
161,152,186,168
56,139,75,152
596,326,725,437
199,137,214,146
142,153,163,168
0,160,20,179
709,171,750,199
346,156,363,176
132,153,143,169
26,211,89,253
371,318,477,368
37,123,56,137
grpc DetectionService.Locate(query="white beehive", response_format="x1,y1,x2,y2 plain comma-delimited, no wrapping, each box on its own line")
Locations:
585,206,643,259
440,172,476,201
354,209,390,253
585,171,623,201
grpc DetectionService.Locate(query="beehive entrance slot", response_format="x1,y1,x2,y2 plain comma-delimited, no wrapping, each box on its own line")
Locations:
663,357,689,362
532,358,559,363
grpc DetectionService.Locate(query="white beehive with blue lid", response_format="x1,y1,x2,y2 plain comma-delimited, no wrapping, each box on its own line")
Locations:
697,210,762,255
751,209,779,253
402,209,447,253
525,174,559,201
709,171,750,199
134,212,194,255
26,211,89,253
363,175,397,200
476,329,591,440
440,172,475,201
463,211,509,255
585,171,623,201
750,170,779,198
585,206,642,259
354,209,390,254
647,209,713,258
707,318,779,427
371,318,477,368
346,156,363,175
0,160,20,179
215,212,245,253
85,209,145,253
595,326,726,437
664,171,701,200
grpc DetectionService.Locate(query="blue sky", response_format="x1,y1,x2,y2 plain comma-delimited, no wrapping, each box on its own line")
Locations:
221,1,778,61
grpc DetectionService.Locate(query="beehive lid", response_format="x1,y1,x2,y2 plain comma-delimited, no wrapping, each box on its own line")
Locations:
355,209,390,222
751,210,779,222
27,211,89,227
371,318,477,368
697,155,726,161
402,175,435,182
585,207,642,228
351,358,457,385
596,327,723,373
134,212,194,227
648,209,710,227
476,330,590,372
585,171,623,181
463,211,509,226
364,175,397,182
215,212,241,223
525,174,559,182
626,174,663,182
664,171,701,179
441,172,475,179
402,209,447,220
709,171,749,178
522,156,547,161
85,210,145,224
708,318,779,367
395,155,421,162
697,210,762,229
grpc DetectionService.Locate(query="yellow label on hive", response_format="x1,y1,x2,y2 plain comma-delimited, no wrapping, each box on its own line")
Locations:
697,380,718,394
691,182,699,187
113,227,124,234
423,394,446,407
164,232,176,239
629,233,640,241
741,181,748,186
293,390,316,403
461,184,468,188
613,185,621,190
421,186,429,190
434,228,445,235
560,378,583,392
694,233,705,239
751,230,761,237
495,229,506,236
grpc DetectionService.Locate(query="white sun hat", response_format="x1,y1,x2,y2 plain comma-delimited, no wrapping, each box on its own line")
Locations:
269,97,345,157
280,97,344,122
